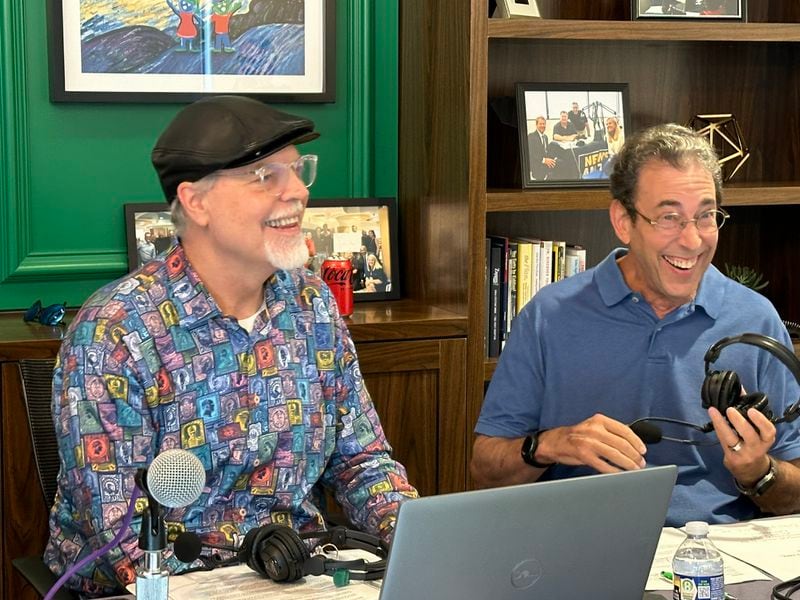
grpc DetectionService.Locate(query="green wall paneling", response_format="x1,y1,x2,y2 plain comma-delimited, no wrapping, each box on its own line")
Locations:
0,0,398,310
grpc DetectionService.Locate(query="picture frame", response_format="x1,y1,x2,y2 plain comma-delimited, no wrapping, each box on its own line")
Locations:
125,203,175,272
516,82,630,189
48,0,336,103
303,198,400,302
632,0,746,20
494,0,541,18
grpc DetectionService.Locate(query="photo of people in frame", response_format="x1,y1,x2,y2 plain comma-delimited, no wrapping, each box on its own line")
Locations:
125,203,176,271
516,84,629,188
634,0,745,19
301,198,400,301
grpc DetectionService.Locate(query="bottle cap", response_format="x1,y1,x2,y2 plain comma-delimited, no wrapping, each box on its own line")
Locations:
685,521,709,536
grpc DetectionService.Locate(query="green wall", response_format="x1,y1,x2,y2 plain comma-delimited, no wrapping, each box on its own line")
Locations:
0,0,398,311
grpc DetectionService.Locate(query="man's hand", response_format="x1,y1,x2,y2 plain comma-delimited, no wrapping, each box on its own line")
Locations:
707,405,775,486
537,414,647,474
543,157,556,168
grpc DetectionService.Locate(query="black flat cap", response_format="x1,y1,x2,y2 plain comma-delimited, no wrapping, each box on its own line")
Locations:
151,95,319,201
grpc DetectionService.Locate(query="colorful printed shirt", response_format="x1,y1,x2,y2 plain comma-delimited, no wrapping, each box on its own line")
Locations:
44,242,417,596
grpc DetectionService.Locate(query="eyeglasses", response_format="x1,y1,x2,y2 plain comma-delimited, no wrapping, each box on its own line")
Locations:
634,207,730,234
230,154,318,196
23,300,67,326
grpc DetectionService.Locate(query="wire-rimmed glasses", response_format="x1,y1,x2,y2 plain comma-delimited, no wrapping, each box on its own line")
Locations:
634,208,730,234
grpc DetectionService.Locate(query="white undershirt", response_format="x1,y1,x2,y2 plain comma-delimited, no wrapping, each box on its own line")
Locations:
237,302,266,333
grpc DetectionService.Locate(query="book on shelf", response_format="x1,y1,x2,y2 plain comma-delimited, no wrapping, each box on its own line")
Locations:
484,238,491,357
538,240,553,293
515,239,534,313
565,244,587,276
505,241,518,346
487,239,503,358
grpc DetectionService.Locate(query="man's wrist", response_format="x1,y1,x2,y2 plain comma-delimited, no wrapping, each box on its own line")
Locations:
521,431,554,469
734,456,777,497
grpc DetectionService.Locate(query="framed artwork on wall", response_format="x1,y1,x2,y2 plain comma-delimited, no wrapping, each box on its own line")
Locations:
48,0,336,103
302,198,400,301
125,203,174,272
516,82,630,189
633,0,746,20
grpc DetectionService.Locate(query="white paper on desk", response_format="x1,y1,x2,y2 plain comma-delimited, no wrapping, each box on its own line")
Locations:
645,527,770,591
708,515,800,582
129,550,381,600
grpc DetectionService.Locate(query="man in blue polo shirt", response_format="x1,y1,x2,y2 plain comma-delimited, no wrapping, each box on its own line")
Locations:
472,123,800,526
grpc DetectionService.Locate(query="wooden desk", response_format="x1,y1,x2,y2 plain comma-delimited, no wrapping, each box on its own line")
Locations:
0,302,467,600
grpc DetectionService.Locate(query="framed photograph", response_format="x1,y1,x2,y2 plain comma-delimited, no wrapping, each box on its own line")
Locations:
125,203,175,272
48,0,336,103
516,83,630,188
633,0,746,20
494,0,541,18
302,198,400,301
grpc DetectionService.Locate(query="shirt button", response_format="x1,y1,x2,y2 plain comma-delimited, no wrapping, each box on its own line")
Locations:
632,296,639,303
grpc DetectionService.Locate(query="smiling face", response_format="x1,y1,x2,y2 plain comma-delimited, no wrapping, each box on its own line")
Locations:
610,159,718,319
182,145,310,277
535,117,546,133
606,118,618,136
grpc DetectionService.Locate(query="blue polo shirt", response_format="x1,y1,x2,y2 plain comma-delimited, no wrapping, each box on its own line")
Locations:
477,248,800,526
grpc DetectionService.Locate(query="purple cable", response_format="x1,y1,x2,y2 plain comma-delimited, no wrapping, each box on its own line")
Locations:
44,486,142,600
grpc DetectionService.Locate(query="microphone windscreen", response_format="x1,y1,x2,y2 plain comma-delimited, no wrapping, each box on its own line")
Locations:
147,449,206,508
173,531,203,563
630,421,663,444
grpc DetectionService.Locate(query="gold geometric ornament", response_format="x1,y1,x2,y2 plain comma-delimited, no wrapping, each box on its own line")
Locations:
686,114,750,181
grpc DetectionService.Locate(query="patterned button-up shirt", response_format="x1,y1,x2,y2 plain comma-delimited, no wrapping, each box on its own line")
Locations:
44,243,417,596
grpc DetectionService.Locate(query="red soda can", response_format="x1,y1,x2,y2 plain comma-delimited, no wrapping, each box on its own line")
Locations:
321,257,354,317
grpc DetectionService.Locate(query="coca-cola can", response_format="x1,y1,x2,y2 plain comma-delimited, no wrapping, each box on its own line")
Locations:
321,257,354,317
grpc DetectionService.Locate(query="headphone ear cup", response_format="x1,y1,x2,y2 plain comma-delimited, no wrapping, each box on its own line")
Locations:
734,391,774,422
701,370,742,412
240,526,276,577
257,526,311,583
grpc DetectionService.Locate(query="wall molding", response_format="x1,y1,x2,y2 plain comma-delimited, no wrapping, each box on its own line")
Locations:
0,2,128,285
348,0,373,198
0,0,380,286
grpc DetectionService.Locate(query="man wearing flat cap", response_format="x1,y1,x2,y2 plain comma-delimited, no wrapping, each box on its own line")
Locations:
44,96,418,596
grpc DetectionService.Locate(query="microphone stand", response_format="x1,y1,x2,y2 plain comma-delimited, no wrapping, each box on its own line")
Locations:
135,469,169,600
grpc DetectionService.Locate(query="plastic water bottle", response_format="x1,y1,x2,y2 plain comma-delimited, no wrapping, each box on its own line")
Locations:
672,521,725,600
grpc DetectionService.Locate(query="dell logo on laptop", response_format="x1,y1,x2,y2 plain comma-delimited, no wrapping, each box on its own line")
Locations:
511,558,542,589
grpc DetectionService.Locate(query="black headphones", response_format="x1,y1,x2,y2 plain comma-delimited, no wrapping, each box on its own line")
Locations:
240,524,387,582
175,525,388,583
701,332,800,425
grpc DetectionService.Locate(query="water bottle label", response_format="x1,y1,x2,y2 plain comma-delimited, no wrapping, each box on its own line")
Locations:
672,574,724,600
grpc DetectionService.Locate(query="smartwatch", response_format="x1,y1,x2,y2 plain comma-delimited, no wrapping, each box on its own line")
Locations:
521,431,553,469
734,456,778,497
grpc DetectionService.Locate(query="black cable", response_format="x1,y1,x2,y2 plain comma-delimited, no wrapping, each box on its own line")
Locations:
772,575,800,600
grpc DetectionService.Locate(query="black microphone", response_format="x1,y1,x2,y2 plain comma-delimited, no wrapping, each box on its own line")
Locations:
173,532,204,564
630,421,662,444
628,418,718,446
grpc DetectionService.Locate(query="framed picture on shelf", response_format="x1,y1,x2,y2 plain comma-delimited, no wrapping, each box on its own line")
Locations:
124,203,175,272
633,0,746,20
302,198,400,302
47,0,336,103
516,82,630,189
493,0,541,19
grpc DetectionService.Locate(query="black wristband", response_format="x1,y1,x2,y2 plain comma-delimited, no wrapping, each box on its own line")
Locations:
521,431,553,469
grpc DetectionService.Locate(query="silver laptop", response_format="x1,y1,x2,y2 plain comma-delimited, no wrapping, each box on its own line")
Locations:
379,465,677,600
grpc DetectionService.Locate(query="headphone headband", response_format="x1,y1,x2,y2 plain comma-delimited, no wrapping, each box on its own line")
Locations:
703,332,800,423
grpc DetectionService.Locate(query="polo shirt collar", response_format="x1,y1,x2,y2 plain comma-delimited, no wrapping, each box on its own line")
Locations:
595,247,724,319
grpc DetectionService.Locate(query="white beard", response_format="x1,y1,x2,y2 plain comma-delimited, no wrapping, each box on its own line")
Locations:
264,234,309,271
